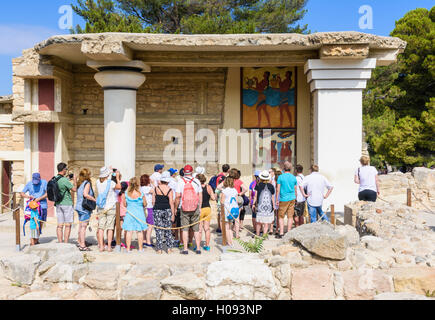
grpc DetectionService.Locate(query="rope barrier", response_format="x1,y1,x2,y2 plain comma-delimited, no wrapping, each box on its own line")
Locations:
411,191,435,214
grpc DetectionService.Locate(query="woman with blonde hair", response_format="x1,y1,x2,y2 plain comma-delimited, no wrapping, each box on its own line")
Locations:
220,177,239,247
122,177,148,253
355,156,380,202
75,168,96,252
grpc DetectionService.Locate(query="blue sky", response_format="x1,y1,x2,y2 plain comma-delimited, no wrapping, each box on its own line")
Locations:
0,0,433,95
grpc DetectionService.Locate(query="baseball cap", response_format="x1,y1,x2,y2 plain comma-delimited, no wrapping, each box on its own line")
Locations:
168,168,178,176
154,164,165,172
184,165,193,174
32,173,41,185
254,170,261,177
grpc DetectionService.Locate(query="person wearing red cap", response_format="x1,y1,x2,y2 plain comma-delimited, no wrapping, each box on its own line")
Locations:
175,165,203,255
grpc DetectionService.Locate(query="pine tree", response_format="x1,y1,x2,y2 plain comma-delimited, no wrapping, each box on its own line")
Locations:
72,0,309,34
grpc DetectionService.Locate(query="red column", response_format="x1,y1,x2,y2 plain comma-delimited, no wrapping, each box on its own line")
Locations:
2,161,11,210
38,79,56,217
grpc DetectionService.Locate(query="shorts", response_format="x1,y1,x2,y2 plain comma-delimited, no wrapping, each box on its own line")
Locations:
278,200,296,219
39,208,47,222
181,207,200,232
200,207,212,222
295,202,306,217
147,208,155,226
358,190,377,202
77,210,91,223
30,228,39,239
98,208,116,231
56,205,74,225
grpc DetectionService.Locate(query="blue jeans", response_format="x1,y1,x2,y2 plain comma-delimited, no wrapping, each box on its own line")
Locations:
307,204,329,223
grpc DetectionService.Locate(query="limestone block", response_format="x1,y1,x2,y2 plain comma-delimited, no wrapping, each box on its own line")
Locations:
390,267,435,295
342,268,393,300
119,279,161,300
0,254,41,286
161,273,206,300
206,259,279,300
285,222,348,260
291,266,335,300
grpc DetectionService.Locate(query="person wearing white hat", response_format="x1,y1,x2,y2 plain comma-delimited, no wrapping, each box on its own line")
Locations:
96,166,121,252
152,171,176,254
252,171,275,237
193,166,206,178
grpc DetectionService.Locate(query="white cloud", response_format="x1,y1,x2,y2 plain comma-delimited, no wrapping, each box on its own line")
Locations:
0,24,64,55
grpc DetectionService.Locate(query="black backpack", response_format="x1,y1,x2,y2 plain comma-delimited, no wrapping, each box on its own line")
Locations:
47,176,67,203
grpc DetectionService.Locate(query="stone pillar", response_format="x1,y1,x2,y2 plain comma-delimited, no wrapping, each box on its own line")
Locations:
305,59,377,211
89,61,148,180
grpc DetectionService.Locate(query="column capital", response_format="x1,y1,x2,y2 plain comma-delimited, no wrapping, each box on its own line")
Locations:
87,60,150,91
304,58,377,92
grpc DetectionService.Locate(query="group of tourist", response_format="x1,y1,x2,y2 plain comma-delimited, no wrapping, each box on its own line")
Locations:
21,156,380,253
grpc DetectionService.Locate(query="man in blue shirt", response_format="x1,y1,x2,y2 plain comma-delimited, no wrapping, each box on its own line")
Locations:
21,173,48,234
276,162,298,238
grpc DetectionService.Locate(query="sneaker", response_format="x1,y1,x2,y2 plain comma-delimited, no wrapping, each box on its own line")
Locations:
275,234,283,239
203,246,210,252
196,250,202,255
216,229,222,234
144,243,154,248
181,251,189,255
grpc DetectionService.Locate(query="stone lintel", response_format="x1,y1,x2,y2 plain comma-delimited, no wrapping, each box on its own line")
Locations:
81,40,133,62
369,49,403,67
134,50,318,67
72,113,222,125
319,44,369,60
11,110,73,123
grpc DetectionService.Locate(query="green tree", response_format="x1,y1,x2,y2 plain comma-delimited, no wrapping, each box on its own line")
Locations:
363,6,435,168
72,0,309,34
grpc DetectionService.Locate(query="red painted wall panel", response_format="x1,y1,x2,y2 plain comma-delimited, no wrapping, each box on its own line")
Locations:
38,123,55,217
38,79,55,111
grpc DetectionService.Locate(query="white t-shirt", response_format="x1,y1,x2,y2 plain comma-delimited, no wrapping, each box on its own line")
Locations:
140,186,154,209
96,179,117,210
168,178,178,201
302,172,333,207
176,176,202,207
150,172,161,188
296,174,306,203
222,187,238,206
356,166,378,193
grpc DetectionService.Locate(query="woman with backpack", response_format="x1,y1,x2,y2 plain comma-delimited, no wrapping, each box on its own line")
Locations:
75,168,96,252
152,171,176,254
220,177,239,247
252,171,275,237
122,177,148,253
197,174,216,252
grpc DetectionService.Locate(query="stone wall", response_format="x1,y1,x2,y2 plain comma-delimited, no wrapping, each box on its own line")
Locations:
378,168,435,211
67,67,226,176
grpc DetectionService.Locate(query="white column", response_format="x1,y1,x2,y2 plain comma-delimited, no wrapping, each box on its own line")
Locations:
90,61,147,180
305,59,377,211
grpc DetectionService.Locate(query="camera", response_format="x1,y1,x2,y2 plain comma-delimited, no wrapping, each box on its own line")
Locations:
112,169,118,183
68,174,74,180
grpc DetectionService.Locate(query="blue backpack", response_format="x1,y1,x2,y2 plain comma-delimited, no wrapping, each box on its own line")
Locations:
209,174,225,191
96,180,111,209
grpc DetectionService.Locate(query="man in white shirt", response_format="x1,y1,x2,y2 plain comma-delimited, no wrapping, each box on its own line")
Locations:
175,165,203,255
302,165,334,223
96,166,121,252
150,164,164,188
